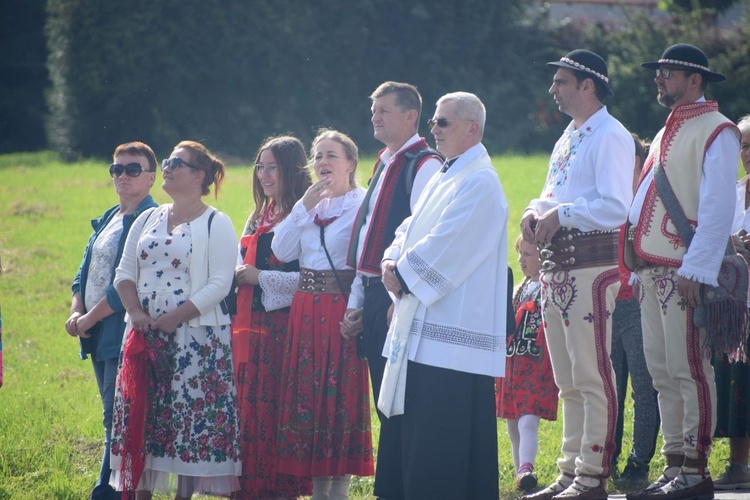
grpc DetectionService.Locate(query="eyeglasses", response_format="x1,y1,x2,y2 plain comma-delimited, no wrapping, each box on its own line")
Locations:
161,157,200,171
427,118,451,128
109,162,148,178
254,163,278,175
655,68,689,79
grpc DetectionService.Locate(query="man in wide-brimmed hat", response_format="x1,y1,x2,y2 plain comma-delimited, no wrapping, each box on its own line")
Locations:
626,43,741,500
521,49,634,500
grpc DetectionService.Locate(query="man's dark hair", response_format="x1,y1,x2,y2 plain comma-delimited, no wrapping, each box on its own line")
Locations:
370,81,422,126
572,71,608,104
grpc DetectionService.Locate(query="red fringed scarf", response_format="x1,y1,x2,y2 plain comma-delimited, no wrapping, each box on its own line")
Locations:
231,205,279,373
118,327,148,498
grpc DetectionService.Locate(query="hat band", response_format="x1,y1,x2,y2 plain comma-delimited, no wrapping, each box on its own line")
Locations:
658,58,711,73
560,57,609,83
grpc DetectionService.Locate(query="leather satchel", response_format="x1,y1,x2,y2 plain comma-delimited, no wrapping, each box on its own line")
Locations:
654,162,748,357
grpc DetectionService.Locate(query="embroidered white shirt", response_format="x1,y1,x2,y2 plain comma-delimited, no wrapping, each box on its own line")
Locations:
527,106,634,232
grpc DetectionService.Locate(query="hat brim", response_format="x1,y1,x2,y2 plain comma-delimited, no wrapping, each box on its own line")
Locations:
640,61,726,82
546,61,615,96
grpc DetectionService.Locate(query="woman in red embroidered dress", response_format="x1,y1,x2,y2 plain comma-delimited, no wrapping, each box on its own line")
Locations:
232,136,313,499
271,129,373,499
498,236,559,492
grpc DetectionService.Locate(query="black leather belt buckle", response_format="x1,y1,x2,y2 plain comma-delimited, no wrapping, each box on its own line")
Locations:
361,275,382,287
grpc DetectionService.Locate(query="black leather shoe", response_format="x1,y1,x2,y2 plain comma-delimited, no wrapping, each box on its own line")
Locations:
655,474,713,500
522,476,573,500
554,478,608,500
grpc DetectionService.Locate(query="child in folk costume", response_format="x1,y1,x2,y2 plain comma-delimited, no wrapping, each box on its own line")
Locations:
497,236,559,492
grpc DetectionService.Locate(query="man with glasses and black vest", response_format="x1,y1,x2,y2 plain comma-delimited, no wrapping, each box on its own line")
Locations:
340,81,442,499
521,50,634,500
625,43,741,500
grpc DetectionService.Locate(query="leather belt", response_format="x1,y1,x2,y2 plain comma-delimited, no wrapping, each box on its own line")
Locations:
298,268,355,295
539,228,619,271
361,275,382,287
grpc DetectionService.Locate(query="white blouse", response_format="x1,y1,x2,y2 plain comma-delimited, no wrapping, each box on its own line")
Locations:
272,188,366,271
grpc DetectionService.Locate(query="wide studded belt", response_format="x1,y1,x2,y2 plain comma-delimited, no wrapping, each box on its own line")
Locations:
627,225,637,242
298,268,355,295
539,228,619,272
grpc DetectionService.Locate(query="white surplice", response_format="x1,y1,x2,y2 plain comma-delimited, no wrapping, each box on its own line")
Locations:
378,143,508,416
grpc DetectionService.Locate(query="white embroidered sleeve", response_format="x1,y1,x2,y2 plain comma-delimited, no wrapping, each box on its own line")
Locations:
258,270,299,311
271,201,308,263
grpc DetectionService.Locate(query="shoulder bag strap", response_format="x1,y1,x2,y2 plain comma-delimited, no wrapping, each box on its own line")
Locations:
653,162,695,248
319,225,348,302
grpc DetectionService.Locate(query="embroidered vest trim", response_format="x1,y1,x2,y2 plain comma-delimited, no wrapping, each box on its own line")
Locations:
357,139,442,274
634,101,739,266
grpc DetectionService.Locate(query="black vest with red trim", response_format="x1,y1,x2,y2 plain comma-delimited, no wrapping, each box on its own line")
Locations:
354,139,443,274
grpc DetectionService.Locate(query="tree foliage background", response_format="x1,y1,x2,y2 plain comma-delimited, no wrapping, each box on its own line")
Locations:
2,0,749,160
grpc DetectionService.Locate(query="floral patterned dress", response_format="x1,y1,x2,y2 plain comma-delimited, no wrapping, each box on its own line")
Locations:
497,278,559,421
110,213,240,495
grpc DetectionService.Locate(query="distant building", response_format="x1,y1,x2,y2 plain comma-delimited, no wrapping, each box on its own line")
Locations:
538,0,748,28
545,0,659,24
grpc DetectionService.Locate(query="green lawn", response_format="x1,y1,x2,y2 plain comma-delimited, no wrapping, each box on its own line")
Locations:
0,151,729,499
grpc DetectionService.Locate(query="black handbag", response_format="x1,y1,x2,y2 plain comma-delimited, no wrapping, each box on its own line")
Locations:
208,210,238,316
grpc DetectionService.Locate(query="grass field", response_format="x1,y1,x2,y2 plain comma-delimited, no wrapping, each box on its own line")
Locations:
0,151,730,499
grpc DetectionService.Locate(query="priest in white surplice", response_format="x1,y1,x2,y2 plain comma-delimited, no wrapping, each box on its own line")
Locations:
379,91,508,500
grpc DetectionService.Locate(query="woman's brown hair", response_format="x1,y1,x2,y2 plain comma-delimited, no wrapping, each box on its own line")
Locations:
174,140,225,199
310,128,359,188
246,136,312,232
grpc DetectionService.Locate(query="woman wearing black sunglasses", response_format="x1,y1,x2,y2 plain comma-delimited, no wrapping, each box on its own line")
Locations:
110,141,241,499
65,142,158,500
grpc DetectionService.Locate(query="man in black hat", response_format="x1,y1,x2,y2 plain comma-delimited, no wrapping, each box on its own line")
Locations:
626,43,741,500
521,49,634,500
521,50,635,500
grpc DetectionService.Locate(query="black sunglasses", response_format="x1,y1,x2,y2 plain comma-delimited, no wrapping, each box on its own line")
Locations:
427,118,451,128
161,157,200,171
654,68,689,79
109,162,148,178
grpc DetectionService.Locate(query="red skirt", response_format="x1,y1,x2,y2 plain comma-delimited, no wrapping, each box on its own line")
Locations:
497,323,559,421
277,291,374,477
233,308,312,498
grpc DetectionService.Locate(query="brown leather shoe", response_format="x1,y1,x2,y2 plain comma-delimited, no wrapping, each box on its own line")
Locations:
522,475,574,500
554,478,608,500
